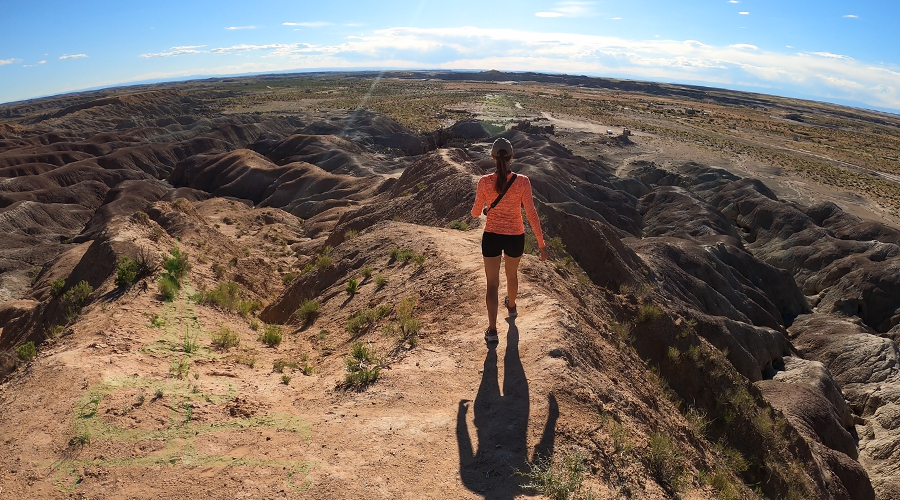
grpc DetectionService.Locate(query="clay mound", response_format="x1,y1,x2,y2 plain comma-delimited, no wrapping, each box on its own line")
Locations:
0,200,94,239
807,202,900,244
0,163,59,178
494,131,642,236
253,133,370,175
639,186,739,240
323,148,478,245
75,180,170,241
629,236,803,331
448,120,490,140
171,149,379,217
0,180,108,210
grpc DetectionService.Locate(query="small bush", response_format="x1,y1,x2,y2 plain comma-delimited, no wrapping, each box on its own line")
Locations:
211,327,240,350
295,300,320,326
345,229,359,240
346,278,359,295
636,303,662,323
361,266,373,278
374,274,387,289
158,274,179,302
281,374,291,385
115,256,140,288
282,272,296,285
182,328,200,354
16,341,37,362
62,280,93,322
646,432,684,494
259,324,283,347
448,220,469,231
163,244,191,285
666,346,681,363
50,278,66,297
344,342,380,388
171,356,190,379
315,247,333,270
211,262,227,280
69,431,92,447
197,282,261,317
389,247,415,263
412,253,426,266
273,359,300,373
520,451,594,500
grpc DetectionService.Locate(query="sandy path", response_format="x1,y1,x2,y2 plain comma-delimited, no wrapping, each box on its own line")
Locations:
0,221,568,499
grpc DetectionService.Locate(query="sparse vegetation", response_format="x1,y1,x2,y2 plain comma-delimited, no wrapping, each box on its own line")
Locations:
62,280,93,323
315,247,333,269
346,278,359,295
294,299,320,326
259,324,283,347
273,359,300,373
196,282,261,317
636,302,662,323
374,273,387,289
344,342,380,389
645,432,684,494
15,341,37,362
345,229,359,239
361,266,373,278
282,272,296,285
171,356,190,379
281,374,291,385
181,328,200,354
47,324,65,338
388,247,425,265
211,326,240,350
448,220,469,231
347,305,391,335
520,450,595,500
50,278,65,297
115,249,158,288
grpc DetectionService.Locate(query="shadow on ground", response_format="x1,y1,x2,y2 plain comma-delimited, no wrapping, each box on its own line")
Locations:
457,320,559,499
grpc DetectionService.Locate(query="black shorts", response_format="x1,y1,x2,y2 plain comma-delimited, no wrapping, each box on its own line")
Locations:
481,232,525,258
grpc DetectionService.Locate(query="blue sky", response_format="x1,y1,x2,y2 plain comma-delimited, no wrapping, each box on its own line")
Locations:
1,1,899,113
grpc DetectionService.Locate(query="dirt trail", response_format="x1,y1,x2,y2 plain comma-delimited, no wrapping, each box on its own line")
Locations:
0,224,570,499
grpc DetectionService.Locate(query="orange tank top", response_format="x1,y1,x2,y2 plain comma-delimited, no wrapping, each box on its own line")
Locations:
471,173,545,248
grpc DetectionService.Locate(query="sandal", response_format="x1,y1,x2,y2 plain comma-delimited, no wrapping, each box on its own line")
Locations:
504,296,518,318
484,328,499,343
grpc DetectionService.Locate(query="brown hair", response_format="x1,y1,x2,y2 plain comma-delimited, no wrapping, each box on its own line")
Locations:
493,149,511,194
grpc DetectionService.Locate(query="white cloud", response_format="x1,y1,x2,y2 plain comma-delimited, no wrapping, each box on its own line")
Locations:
23,60,47,68
226,26,257,30
139,45,206,58
786,45,793,49
738,11,749,15
536,1,594,18
610,17,622,20
729,44,758,50
283,21,332,27
843,14,858,19
0,58,16,66
808,51,854,60
729,0,739,3
59,54,88,60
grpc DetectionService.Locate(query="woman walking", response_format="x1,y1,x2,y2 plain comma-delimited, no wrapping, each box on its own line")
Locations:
471,137,548,343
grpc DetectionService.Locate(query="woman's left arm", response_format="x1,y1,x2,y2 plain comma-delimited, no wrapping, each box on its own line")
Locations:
471,177,487,218
521,177,545,249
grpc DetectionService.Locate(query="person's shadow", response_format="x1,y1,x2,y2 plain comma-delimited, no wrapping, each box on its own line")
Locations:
457,320,559,499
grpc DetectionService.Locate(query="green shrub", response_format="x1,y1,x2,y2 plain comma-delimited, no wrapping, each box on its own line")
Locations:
197,282,261,317
163,244,191,284
315,247,333,270
646,432,684,493
361,266,373,278
211,327,240,350
520,451,594,500
259,324,283,347
16,341,37,362
344,342,380,388
636,303,662,323
281,374,291,385
62,280,93,322
448,220,469,231
50,278,65,297
158,274,179,301
346,278,359,295
282,272,296,285
295,300,320,326
345,229,359,239
273,359,300,373
182,328,200,354
347,305,391,335
374,274,387,289
115,256,140,288
47,324,65,338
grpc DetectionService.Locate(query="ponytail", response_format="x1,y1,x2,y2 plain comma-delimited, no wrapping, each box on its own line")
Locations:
494,149,511,194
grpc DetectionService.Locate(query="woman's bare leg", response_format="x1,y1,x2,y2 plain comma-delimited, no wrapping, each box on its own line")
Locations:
483,256,502,330
504,255,522,308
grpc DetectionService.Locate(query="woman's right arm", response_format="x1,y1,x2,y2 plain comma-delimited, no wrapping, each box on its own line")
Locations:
471,178,486,218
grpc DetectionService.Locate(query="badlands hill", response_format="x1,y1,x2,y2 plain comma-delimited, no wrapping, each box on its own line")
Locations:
1,71,900,499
